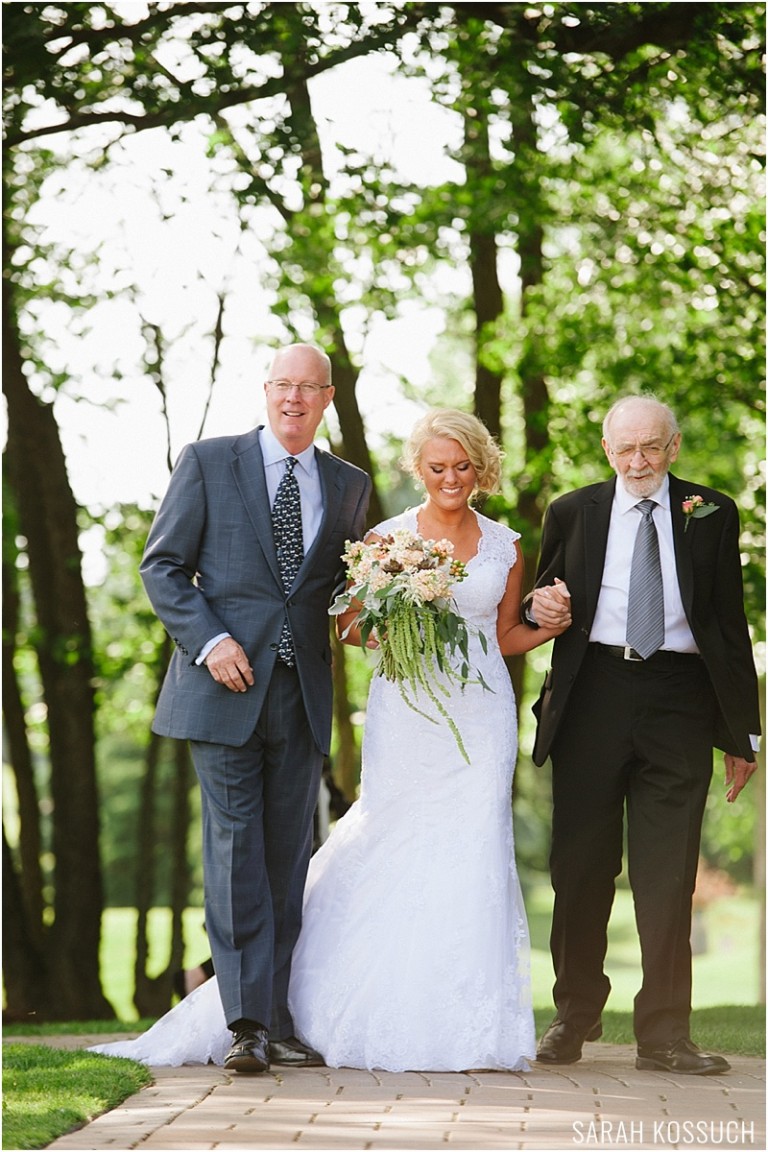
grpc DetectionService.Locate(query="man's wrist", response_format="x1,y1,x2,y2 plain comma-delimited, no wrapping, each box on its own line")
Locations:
521,598,539,628
197,632,231,665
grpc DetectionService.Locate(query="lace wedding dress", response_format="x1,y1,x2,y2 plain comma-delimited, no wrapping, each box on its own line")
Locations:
90,508,534,1072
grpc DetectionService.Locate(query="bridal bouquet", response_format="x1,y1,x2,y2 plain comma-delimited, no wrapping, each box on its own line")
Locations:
329,529,489,763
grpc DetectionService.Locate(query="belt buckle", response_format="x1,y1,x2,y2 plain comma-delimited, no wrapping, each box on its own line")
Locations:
623,645,644,662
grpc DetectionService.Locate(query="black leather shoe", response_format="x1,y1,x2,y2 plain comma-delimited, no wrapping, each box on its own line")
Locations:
536,1018,602,1064
636,1038,730,1075
224,1026,270,1074
269,1036,324,1067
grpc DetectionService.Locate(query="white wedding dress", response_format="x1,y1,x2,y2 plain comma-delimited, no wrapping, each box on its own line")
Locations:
91,508,535,1072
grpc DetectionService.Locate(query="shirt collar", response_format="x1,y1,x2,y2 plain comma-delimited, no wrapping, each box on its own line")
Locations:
616,473,671,514
260,424,316,476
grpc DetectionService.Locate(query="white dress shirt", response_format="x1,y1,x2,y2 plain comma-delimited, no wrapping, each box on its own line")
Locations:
198,425,324,664
589,475,699,653
259,423,324,556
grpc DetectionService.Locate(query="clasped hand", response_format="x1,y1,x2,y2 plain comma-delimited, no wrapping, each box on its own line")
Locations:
530,578,572,632
205,636,254,692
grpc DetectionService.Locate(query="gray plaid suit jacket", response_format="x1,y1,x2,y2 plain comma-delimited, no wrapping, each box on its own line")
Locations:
140,426,371,752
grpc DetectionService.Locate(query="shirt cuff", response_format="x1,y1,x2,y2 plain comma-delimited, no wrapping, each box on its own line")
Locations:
522,598,538,627
196,633,231,665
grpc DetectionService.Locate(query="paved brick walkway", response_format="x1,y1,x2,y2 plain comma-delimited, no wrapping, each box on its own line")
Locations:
35,1037,765,1151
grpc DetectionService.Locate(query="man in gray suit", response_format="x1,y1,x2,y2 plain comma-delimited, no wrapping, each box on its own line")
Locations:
140,343,372,1073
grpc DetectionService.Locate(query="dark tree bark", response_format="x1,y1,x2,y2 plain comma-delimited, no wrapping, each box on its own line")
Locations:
2,828,49,1022
449,11,551,707
2,543,46,948
469,226,505,445
500,27,553,709
131,741,192,1017
460,89,505,444
133,725,167,1017
133,634,192,1018
281,71,384,527
3,266,113,1020
321,332,384,529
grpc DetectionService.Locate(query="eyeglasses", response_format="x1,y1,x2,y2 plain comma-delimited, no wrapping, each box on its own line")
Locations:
609,434,676,461
267,379,331,397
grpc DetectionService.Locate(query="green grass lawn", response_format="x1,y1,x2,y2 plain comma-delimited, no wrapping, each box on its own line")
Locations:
94,885,762,1021
97,906,210,1022
2,1044,151,1151
524,880,762,1011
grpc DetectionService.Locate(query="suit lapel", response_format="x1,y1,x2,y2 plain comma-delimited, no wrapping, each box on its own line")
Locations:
298,448,342,578
583,478,615,621
232,432,345,592
668,473,695,615
230,427,283,588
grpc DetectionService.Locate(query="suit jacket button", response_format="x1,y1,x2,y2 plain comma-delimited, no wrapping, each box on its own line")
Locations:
269,643,278,651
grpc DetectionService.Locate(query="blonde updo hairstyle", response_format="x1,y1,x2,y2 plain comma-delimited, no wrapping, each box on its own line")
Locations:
401,408,504,497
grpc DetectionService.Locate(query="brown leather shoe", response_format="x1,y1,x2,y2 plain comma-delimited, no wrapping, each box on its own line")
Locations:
224,1025,270,1074
536,1018,602,1064
636,1038,730,1075
269,1036,324,1067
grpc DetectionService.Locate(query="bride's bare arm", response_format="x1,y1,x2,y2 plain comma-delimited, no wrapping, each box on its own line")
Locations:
336,599,370,647
497,544,571,656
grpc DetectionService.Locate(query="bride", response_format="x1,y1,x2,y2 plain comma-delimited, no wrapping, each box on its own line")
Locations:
91,408,571,1072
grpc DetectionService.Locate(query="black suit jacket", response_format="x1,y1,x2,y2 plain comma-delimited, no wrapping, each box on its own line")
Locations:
530,473,760,766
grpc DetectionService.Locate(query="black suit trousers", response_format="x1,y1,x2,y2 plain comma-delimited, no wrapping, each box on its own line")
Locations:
191,663,323,1038
548,645,716,1046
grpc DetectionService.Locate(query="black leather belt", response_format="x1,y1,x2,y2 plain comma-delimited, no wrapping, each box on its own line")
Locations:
590,643,701,665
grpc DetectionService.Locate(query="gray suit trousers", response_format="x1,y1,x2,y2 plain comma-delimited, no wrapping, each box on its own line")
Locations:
190,663,323,1038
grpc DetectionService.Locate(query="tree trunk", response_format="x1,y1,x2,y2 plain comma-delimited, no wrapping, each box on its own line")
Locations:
168,739,193,985
462,95,505,445
2,827,50,1022
283,72,384,527
3,269,113,1020
132,724,165,1018
322,332,384,528
469,227,505,445
504,37,552,709
134,633,191,1018
455,25,545,707
2,545,46,948
755,686,765,1004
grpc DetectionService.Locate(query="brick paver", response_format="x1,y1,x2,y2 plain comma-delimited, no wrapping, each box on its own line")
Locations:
30,1038,764,1152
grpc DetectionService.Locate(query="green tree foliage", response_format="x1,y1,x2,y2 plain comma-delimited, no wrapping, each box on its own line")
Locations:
87,507,194,906
3,3,764,1018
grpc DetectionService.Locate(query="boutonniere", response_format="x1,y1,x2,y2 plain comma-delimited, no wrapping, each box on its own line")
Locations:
682,495,720,533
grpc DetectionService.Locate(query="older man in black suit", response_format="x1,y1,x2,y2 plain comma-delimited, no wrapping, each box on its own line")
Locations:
141,343,371,1073
524,395,759,1075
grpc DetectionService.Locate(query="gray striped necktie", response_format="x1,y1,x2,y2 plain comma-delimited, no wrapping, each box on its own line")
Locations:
272,456,304,665
626,499,664,659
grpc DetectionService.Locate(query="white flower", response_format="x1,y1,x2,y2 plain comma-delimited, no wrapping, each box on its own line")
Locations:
330,528,491,764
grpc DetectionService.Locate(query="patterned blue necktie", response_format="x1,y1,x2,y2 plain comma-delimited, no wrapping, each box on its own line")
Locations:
626,499,665,659
272,456,304,665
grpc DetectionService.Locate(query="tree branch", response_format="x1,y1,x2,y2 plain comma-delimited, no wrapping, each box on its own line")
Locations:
6,12,418,149
449,2,756,60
